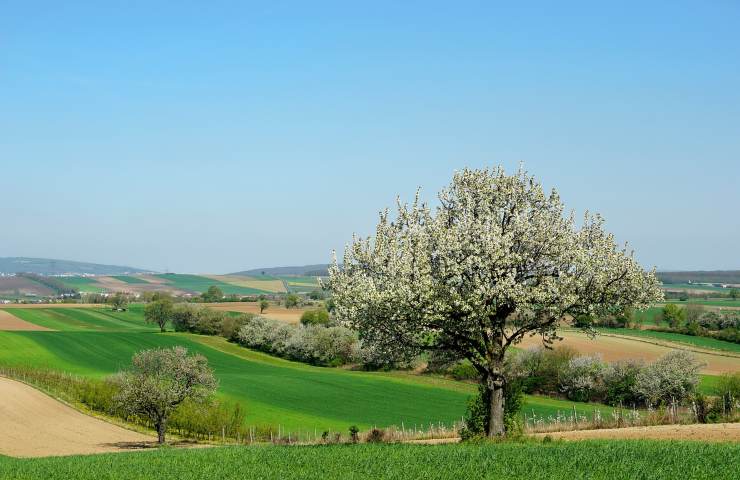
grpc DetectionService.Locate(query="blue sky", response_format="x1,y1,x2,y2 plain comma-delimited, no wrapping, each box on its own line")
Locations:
1,1,738,273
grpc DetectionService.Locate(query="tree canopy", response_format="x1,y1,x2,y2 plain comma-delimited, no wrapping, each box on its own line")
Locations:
328,167,662,436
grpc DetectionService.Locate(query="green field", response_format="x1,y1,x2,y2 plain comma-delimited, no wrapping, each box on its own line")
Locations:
58,277,105,293
110,275,150,284
0,306,626,434
598,327,740,353
661,282,732,292
154,274,271,295
670,299,740,308
1,441,738,480
4,306,155,332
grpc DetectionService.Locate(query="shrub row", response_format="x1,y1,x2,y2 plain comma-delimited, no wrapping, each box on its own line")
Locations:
511,347,706,407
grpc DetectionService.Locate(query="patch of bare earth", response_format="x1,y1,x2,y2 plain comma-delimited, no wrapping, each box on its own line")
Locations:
206,302,307,324
517,330,740,375
0,376,154,457
0,309,52,331
532,423,740,442
0,303,100,309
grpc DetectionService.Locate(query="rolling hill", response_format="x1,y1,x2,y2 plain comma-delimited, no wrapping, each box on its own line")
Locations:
0,257,152,276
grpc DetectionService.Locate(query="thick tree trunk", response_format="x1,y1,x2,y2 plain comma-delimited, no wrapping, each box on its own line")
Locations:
156,418,167,444
487,376,505,437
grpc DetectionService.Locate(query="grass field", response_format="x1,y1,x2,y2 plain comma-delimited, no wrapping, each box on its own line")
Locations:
598,327,740,353
1,441,738,480
57,277,106,293
661,283,732,293
110,275,150,284
3,306,155,332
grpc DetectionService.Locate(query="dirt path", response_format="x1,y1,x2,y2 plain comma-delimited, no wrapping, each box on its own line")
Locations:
532,423,740,442
0,309,51,331
518,330,740,375
0,377,153,457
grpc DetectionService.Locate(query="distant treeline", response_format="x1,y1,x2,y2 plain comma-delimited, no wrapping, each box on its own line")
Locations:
16,272,78,295
657,271,740,285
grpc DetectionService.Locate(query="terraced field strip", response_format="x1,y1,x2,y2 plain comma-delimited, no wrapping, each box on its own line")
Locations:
58,277,105,293
518,329,740,375
597,327,740,354
203,275,286,293
0,310,51,331
0,377,152,457
110,276,150,284
205,302,306,323
152,274,271,295
1,307,155,332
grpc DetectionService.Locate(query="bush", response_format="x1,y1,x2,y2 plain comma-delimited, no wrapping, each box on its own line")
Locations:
236,318,360,367
300,308,330,326
460,378,524,440
448,362,479,381
558,355,605,402
513,346,578,395
634,350,702,406
171,305,255,339
602,360,644,406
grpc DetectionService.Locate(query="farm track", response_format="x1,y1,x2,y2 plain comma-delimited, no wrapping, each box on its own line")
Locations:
532,422,740,442
0,376,152,457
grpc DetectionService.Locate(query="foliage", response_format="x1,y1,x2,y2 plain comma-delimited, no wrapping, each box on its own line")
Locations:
113,346,218,443
284,293,300,308
235,318,357,366
259,298,269,313
300,308,330,326
108,292,129,311
601,360,644,406
144,298,174,332
460,379,524,440
328,166,662,435
662,303,686,328
634,350,702,406
558,355,605,402
171,304,254,340
201,285,224,302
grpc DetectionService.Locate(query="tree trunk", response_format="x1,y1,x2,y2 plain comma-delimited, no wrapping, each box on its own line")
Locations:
156,418,167,444
487,376,505,437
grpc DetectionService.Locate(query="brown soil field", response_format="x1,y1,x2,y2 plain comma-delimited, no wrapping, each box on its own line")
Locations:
0,276,55,297
204,275,287,293
518,330,740,375
0,377,153,457
532,422,740,442
0,309,52,331
0,303,100,309
206,302,308,324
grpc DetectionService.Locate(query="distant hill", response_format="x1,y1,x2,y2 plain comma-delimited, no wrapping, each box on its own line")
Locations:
0,257,152,276
233,264,330,277
657,270,740,285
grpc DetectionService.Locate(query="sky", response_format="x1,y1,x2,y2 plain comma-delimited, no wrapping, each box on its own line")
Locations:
1,1,738,273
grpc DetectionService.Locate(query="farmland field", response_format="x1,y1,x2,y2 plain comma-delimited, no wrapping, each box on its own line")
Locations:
152,274,271,295
0,306,635,435
597,327,740,353
0,441,738,480
58,277,106,293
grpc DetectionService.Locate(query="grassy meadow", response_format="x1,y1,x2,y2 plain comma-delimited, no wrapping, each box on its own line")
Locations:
1,441,738,480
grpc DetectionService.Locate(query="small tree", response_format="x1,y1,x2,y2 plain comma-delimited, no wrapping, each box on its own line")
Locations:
145,298,174,332
109,292,129,311
201,286,224,303
284,294,300,309
634,350,702,406
259,299,269,314
114,347,218,444
729,288,739,300
328,167,662,436
662,303,686,329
